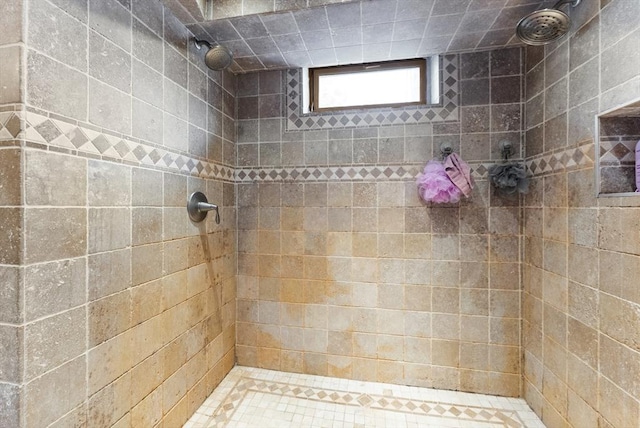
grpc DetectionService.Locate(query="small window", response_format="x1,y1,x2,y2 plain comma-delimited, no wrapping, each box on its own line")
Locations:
309,58,432,112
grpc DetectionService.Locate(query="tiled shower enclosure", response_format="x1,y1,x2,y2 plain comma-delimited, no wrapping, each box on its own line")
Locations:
1,0,640,428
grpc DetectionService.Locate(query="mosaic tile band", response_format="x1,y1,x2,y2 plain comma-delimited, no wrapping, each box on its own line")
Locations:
525,142,595,177
235,162,500,183
187,367,541,428
2,108,595,183
0,110,235,182
599,137,640,166
285,55,460,131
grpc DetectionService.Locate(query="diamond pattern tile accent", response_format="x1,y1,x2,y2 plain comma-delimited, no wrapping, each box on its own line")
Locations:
286,56,459,131
4,114,22,138
34,120,61,143
19,112,234,182
611,142,631,159
526,143,594,178
114,140,131,157
68,128,89,148
235,162,494,183
91,135,111,154
187,367,538,428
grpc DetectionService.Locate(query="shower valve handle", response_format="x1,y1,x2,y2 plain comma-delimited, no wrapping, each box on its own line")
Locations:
188,192,221,224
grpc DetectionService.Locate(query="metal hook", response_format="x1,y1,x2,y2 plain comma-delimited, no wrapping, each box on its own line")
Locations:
499,140,512,162
440,142,453,160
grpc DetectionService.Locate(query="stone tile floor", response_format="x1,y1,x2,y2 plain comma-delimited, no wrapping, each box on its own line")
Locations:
185,366,545,427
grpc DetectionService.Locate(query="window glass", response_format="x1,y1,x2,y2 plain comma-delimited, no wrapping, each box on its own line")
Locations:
310,59,429,112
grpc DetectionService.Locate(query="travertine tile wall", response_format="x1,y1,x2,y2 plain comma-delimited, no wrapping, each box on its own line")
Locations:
0,0,237,426
0,1,24,426
234,48,527,397
522,1,640,426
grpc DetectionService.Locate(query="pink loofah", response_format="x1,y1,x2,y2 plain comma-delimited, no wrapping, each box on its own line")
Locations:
416,160,462,204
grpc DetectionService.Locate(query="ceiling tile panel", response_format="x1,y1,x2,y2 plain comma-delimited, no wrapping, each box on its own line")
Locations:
182,0,554,73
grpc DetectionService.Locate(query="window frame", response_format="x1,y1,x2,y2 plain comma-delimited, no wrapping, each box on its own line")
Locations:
308,58,428,113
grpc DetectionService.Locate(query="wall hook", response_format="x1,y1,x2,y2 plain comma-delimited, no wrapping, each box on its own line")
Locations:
440,142,453,160
499,140,513,161
187,191,220,224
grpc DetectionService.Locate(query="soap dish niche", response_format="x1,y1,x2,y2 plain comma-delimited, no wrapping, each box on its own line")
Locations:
596,97,640,197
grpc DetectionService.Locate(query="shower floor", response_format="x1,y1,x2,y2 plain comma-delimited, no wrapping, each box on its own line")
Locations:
185,366,545,428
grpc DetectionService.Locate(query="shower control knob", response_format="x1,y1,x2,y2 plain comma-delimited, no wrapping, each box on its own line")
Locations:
187,191,220,224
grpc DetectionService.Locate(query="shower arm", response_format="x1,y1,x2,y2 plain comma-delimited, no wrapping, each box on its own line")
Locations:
194,38,212,50
551,0,580,10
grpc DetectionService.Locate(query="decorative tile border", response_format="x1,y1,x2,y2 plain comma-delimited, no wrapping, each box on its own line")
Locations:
599,137,640,166
187,367,538,428
236,161,498,183
0,110,235,182
0,110,23,141
285,55,459,131
526,143,595,177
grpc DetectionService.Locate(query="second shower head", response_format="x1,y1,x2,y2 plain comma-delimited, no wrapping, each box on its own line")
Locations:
194,39,234,71
516,0,581,46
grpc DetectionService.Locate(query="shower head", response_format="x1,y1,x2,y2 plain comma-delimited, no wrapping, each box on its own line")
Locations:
194,39,233,71
516,0,581,46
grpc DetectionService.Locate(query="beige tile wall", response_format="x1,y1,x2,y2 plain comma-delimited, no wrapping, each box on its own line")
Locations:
234,48,527,397
523,1,640,426
1,0,237,426
0,1,24,425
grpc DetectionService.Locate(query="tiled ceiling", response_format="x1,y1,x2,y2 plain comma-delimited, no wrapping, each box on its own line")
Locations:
185,0,557,74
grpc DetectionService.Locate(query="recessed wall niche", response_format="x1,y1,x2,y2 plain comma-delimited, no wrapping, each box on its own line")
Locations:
596,98,640,196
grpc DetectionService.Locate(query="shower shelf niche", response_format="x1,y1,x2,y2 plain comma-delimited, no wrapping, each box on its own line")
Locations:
596,98,640,197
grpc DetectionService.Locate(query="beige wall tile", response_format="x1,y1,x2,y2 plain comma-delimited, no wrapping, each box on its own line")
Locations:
489,263,519,290
600,293,640,352
0,265,21,324
431,366,459,390
24,258,85,321
164,206,191,241
131,388,162,428
567,317,597,369
88,330,133,396
164,238,189,275
0,149,21,206
88,249,131,301
131,279,163,325
0,324,22,384
24,356,85,428
132,243,163,285
132,207,163,246
24,307,85,380
0,46,21,103
600,334,640,398
88,291,132,347
88,208,130,254
542,271,567,310
24,208,86,263
24,150,86,206
542,367,567,419
567,389,598,428
132,168,163,207
599,376,639,428
566,352,597,408
0,208,23,265
88,372,132,428
303,352,327,376
460,315,489,342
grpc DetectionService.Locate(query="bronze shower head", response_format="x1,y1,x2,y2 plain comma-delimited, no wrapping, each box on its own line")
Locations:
194,39,233,71
516,0,581,46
